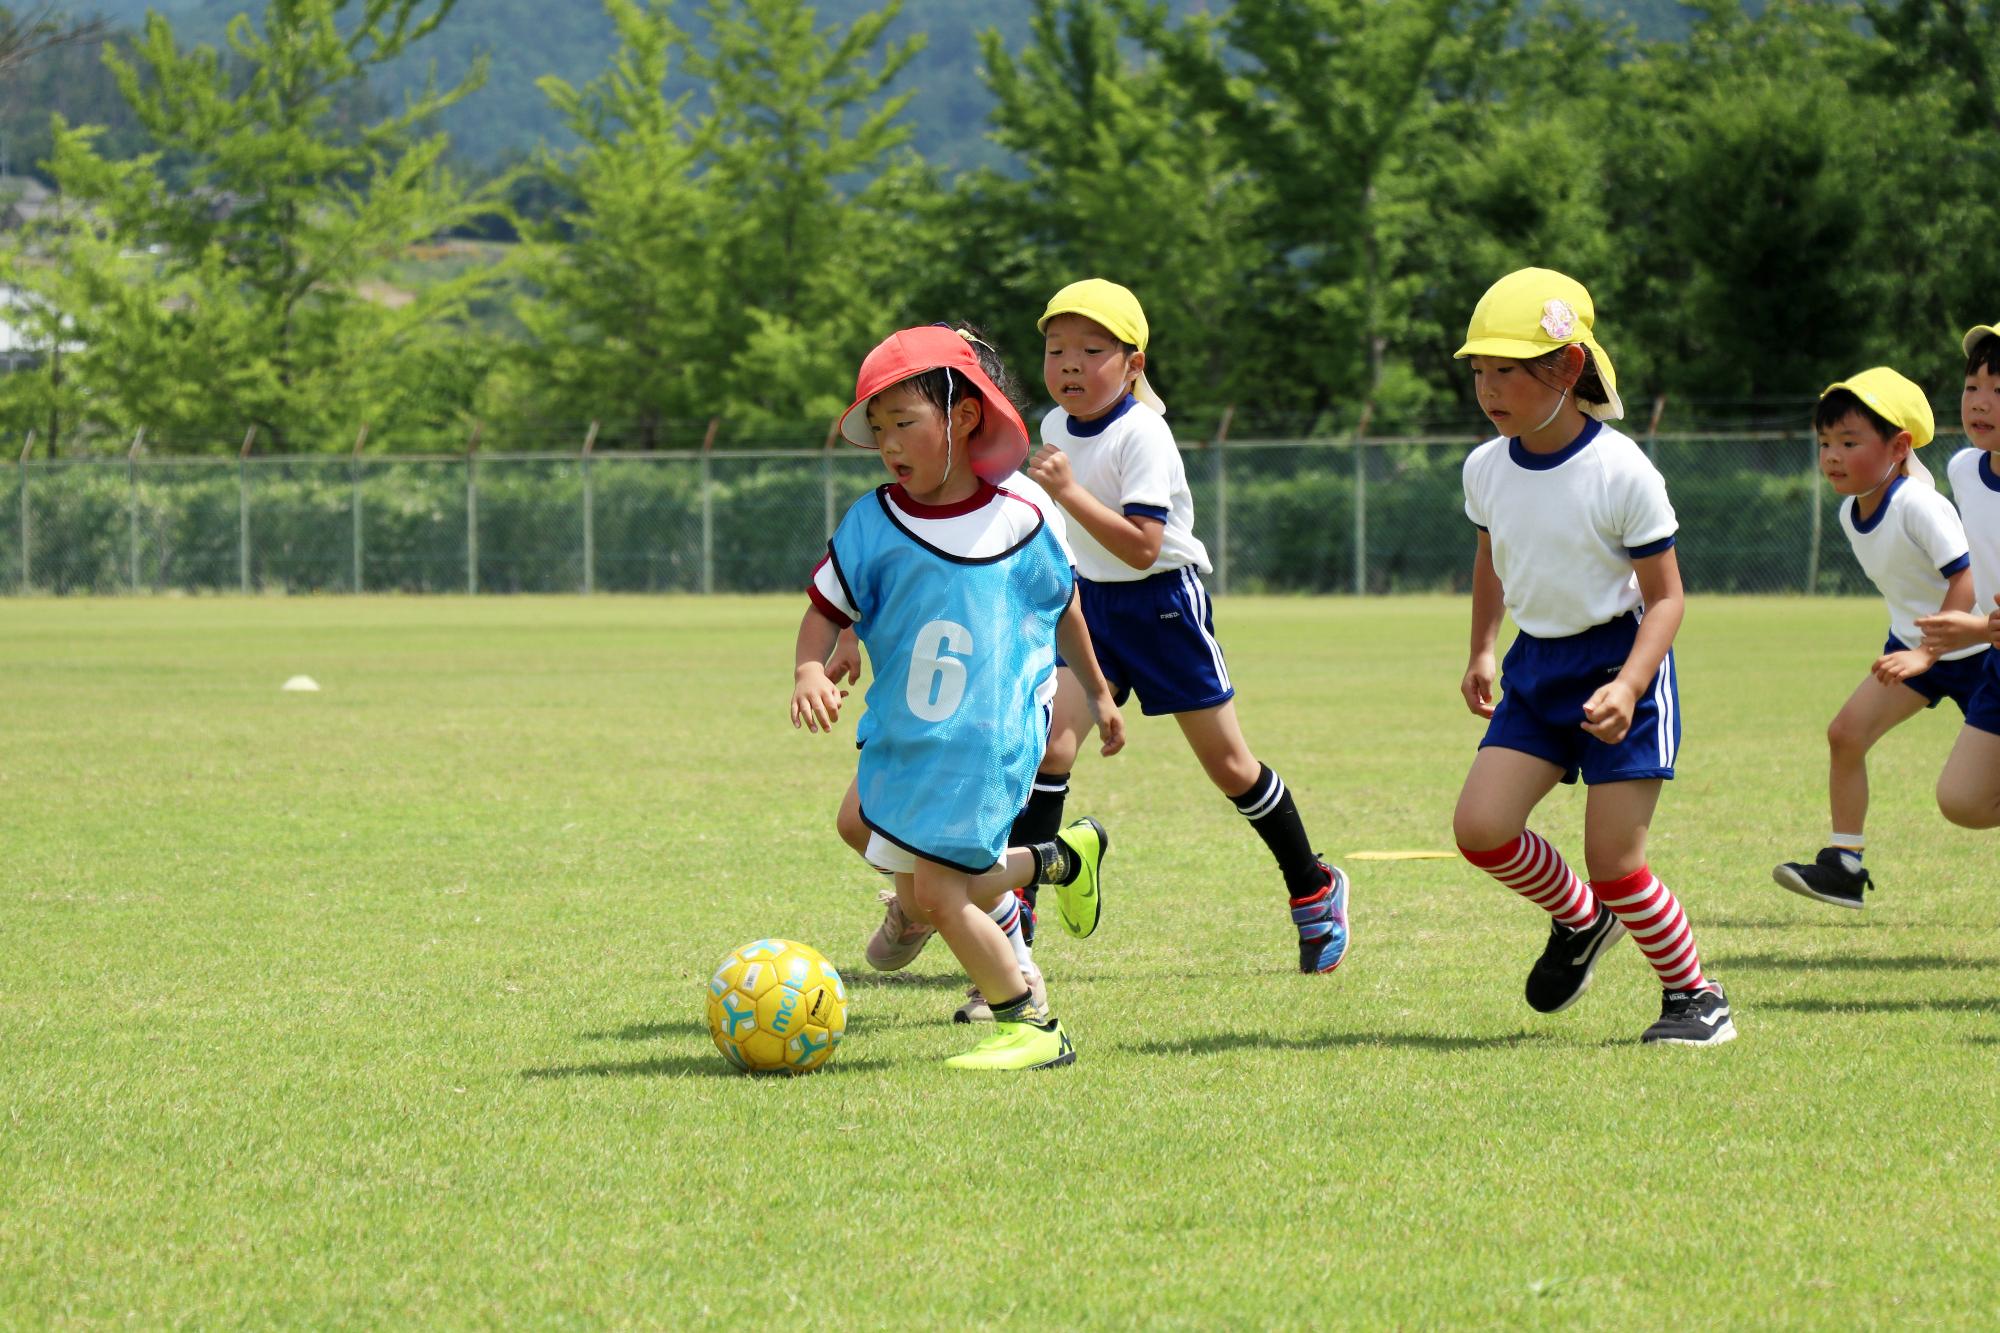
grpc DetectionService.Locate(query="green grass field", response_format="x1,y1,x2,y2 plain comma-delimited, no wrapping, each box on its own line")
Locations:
2,595,1996,1327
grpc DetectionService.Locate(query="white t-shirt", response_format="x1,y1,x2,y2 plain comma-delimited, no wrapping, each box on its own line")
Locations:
1946,447,2000,617
1462,420,1677,639
995,469,1074,567
1038,395,1211,584
1840,474,1980,657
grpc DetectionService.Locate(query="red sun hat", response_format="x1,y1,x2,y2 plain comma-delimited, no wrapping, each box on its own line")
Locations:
836,326,1031,483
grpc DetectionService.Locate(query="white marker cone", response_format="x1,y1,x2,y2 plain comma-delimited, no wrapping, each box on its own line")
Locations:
281,675,321,692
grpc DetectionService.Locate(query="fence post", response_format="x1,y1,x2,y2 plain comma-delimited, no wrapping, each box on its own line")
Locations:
822,419,839,542
127,427,145,593
700,417,719,596
350,423,368,593
1210,406,1233,596
465,423,482,595
1351,403,1373,596
17,431,31,592
1804,428,1822,595
581,420,598,595
238,426,256,594
1646,395,1667,463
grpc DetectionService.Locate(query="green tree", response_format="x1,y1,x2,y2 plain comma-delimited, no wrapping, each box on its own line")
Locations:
510,0,923,445
1115,0,1520,427
930,0,1268,427
0,0,505,452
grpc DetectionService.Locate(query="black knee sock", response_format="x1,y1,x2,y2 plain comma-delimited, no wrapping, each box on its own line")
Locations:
1009,771,1070,848
1009,772,1069,925
1230,763,1323,898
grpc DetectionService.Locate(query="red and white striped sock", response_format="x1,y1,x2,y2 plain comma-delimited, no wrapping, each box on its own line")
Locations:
1590,866,1707,992
1459,831,1596,929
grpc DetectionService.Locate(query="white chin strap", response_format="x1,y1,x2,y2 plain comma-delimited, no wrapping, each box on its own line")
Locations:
941,366,955,488
1529,385,1571,435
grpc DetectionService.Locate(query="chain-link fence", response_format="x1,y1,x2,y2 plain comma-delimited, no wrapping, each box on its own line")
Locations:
0,432,1885,596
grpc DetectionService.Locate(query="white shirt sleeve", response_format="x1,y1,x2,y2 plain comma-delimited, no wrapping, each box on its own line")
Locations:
1616,454,1677,552
1116,414,1178,514
1908,489,1971,573
1462,448,1490,529
810,553,859,624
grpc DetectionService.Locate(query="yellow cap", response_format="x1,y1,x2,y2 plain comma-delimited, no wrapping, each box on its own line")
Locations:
1963,324,2000,358
1820,367,1935,448
1039,278,1166,415
1455,267,1624,422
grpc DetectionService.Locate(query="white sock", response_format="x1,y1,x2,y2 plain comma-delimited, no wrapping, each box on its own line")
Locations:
989,894,1034,971
1830,835,1864,874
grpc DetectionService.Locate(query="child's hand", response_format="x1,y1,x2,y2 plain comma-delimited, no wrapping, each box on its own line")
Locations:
1461,653,1497,719
1872,647,1933,686
825,628,864,686
1989,596,2000,647
1581,678,1638,744
1089,690,1126,757
1916,609,1987,653
1026,444,1074,497
790,663,846,733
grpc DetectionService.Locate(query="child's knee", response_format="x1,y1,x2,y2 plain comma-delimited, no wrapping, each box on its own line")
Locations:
835,800,869,856
1937,777,2000,829
1826,714,1867,757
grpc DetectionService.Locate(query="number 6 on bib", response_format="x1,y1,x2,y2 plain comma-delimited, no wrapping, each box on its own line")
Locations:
906,619,972,721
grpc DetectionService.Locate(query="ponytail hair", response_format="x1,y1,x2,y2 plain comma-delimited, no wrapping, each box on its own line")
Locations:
1530,345,1611,411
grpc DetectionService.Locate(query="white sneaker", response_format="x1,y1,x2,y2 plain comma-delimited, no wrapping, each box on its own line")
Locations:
954,965,1048,1024
863,889,934,971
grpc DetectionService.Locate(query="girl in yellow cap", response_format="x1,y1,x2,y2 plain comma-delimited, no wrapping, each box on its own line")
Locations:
1025,278,1351,975
1923,326,2000,830
1772,369,1984,907
1450,267,1732,1046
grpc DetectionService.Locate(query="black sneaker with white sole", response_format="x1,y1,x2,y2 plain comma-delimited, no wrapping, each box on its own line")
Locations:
1524,904,1627,1014
1772,849,1870,909
1641,984,1737,1046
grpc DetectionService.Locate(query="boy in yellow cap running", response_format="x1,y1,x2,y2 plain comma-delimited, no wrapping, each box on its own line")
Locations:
1024,278,1351,974
1773,368,1984,907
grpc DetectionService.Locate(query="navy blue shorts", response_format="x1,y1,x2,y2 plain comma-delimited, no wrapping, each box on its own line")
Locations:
1070,568,1235,717
1966,650,2000,738
1481,613,1679,785
1885,635,1989,713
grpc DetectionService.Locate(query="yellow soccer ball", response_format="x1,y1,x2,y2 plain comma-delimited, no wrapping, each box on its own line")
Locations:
705,938,848,1074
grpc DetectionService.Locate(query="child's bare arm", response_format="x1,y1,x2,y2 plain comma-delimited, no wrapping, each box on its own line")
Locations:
1027,445,1165,570
1055,591,1124,756
1916,567,1984,653
791,608,847,732
1583,546,1683,744
1461,532,1505,719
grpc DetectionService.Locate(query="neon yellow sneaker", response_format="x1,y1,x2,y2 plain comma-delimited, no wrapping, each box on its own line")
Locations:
1052,817,1107,940
944,1019,1075,1070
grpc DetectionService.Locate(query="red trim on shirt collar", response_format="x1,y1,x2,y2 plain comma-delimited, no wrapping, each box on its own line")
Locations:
888,480,1000,518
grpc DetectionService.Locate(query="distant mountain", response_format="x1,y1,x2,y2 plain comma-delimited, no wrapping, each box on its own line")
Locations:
60,1,1703,168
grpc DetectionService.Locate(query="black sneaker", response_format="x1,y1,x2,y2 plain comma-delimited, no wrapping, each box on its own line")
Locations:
1641,984,1737,1046
1524,904,1627,1013
1772,848,1871,909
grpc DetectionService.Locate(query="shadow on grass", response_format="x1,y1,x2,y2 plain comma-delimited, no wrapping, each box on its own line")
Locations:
1757,996,2000,1015
1711,953,2000,973
1704,917,1920,931
843,970,966,991
1125,1030,1553,1056
579,1020,708,1041
521,1052,891,1080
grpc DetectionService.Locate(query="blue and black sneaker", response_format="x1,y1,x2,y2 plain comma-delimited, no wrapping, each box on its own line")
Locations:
1291,862,1351,974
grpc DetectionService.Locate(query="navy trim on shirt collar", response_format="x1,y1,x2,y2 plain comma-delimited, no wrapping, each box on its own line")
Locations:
1507,417,1601,470
1065,393,1138,438
1981,450,2000,493
1847,474,1905,535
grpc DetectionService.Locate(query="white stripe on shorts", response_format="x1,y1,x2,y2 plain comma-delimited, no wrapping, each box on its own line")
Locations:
1180,567,1232,694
